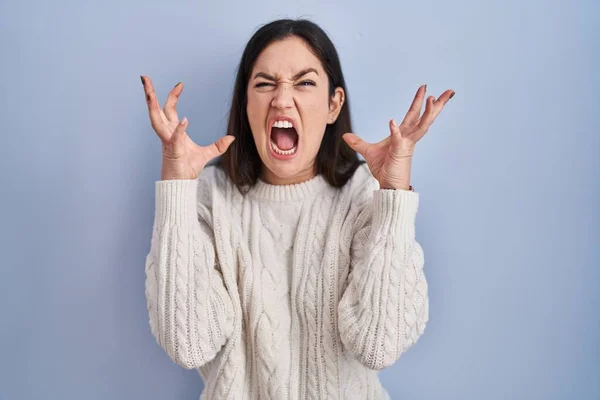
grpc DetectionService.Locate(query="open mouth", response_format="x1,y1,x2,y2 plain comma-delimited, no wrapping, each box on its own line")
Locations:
269,120,299,157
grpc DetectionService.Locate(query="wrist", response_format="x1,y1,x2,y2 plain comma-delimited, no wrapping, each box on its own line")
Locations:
380,184,414,191
379,178,413,191
160,172,193,181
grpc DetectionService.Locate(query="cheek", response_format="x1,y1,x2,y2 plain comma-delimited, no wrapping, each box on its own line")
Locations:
246,94,267,142
246,93,259,122
300,97,331,145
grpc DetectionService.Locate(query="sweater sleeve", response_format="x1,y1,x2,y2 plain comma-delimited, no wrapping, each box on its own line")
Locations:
337,189,429,370
144,178,234,370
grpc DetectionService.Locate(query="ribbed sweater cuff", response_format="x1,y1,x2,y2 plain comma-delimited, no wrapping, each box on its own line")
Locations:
372,189,419,239
155,179,199,227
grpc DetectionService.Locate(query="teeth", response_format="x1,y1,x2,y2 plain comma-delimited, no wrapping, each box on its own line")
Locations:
270,139,297,155
272,120,293,128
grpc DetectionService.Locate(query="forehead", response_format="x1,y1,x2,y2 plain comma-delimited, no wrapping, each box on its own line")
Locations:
252,36,325,77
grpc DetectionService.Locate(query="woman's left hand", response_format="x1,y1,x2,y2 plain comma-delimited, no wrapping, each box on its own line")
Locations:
342,85,455,190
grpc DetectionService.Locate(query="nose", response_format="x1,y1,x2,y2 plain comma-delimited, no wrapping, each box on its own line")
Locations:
271,83,294,110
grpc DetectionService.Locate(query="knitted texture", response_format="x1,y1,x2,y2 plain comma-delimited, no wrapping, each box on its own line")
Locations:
144,164,429,399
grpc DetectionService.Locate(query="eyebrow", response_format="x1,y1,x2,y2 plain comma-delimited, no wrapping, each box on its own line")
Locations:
253,68,319,81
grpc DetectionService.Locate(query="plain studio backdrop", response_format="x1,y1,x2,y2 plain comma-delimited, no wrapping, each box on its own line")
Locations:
0,0,598,399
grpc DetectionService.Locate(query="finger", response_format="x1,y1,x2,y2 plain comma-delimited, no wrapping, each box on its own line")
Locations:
427,90,455,122
419,90,455,129
168,117,188,155
434,89,455,107
416,95,437,132
142,76,171,123
389,119,401,137
147,92,171,142
389,118,407,149
164,82,183,122
400,85,426,127
141,75,156,99
142,76,170,141
342,133,371,157
202,135,236,163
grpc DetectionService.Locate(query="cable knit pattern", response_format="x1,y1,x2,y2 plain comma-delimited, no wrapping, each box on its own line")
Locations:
337,183,429,371
255,203,299,399
144,164,428,399
145,179,235,369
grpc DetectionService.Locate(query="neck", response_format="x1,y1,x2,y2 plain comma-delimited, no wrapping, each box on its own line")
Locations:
260,164,317,186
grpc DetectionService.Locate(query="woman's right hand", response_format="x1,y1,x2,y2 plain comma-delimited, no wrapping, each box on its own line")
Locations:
141,75,235,180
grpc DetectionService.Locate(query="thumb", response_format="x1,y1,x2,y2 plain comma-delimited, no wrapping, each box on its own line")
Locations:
203,135,236,163
342,133,369,157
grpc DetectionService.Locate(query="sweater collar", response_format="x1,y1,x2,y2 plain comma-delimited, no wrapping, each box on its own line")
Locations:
248,173,330,202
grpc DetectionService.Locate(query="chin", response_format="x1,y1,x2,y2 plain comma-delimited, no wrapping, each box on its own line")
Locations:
260,150,316,184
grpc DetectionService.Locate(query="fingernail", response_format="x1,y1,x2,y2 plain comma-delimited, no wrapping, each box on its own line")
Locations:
424,84,427,92
392,119,398,127
140,76,145,85
181,117,187,125
449,92,455,99
174,82,181,88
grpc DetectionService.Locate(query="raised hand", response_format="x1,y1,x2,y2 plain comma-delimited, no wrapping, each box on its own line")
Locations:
141,75,235,180
342,85,455,190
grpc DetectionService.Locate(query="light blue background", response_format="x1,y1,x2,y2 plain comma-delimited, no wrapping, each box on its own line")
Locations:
1,0,598,399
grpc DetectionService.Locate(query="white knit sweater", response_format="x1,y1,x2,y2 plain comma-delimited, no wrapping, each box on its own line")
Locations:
145,163,429,400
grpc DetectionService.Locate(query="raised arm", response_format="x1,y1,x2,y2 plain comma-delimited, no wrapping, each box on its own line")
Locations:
141,76,235,369
338,188,428,370
339,84,452,370
145,177,234,369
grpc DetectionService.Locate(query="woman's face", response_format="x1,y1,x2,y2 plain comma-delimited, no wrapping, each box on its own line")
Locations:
246,36,344,185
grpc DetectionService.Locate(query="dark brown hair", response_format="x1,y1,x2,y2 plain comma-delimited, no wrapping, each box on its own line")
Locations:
216,18,364,192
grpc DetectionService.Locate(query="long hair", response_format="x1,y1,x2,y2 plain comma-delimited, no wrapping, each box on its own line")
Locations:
217,18,364,192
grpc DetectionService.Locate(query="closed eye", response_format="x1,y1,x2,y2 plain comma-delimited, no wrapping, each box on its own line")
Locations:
255,82,274,88
255,81,315,88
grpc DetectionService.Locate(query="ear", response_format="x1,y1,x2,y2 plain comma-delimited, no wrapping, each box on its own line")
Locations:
327,87,345,124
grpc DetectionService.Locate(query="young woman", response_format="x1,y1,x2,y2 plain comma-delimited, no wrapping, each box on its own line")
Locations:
143,18,454,400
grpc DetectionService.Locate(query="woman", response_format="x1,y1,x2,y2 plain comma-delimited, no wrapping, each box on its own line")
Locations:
143,19,453,400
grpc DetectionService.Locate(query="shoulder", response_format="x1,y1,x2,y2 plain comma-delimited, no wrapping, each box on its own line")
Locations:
196,164,232,207
338,163,379,207
197,164,228,190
